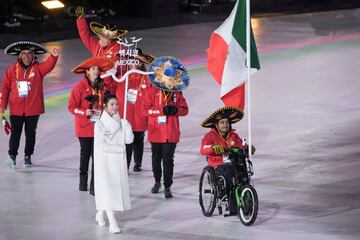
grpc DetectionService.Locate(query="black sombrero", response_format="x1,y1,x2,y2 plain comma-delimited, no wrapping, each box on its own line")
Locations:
4,41,48,55
201,106,244,128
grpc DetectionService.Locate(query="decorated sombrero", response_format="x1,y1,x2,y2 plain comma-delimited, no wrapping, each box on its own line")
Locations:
4,41,47,55
148,56,189,92
201,106,244,128
135,53,156,64
72,56,115,74
90,22,127,39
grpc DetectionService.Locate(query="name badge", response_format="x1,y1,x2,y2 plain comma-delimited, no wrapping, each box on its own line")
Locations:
223,154,231,164
127,89,138,104
17,81,29,97
157,115,167,125
90,108,102,123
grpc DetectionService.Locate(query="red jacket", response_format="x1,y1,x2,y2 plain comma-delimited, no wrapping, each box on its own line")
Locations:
76,18,123,94
116,73,151,132
141,87,188,143
68,77,105,137
200,128,243,167
1,55,58,116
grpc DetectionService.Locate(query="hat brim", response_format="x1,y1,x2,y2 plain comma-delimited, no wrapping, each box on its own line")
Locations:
135,54,156,64
4,41,48,55
90,22,127,40
72,57,115,74
201,106,244,128
148,56,189,92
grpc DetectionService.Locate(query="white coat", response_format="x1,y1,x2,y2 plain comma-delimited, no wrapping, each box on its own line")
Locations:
94,110,134,211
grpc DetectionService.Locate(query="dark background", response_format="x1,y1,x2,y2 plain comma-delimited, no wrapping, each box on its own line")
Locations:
0,0,360,48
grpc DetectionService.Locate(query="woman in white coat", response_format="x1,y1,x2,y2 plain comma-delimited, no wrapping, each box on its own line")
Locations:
94,94,134,233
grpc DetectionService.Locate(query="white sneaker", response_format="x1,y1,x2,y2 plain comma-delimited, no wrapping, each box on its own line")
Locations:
95,211,106,227
109,224,121,234
5,156,16,169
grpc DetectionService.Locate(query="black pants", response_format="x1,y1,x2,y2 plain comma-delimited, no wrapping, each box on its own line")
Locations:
8,115,39,158
215,164,237,213
151,142,177,188
126,131,145,169
78,137,94,193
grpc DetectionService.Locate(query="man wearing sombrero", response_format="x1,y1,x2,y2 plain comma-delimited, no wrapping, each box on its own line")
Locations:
142,56,189,198
117,48,155,173
200,106,255,214
68,56,115,195
0,41,59,168
75,6,127,95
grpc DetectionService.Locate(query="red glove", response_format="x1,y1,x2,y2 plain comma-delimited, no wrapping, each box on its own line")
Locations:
2,116,11,135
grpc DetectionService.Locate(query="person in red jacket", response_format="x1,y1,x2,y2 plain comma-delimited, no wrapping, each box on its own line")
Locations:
117,49,155,172
74,6,127,94
68,56,115,195
200,106,254,214
0,41,59,168
142,56,189,198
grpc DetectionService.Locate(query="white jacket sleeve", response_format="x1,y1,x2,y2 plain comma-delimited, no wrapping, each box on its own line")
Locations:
122,119,134,144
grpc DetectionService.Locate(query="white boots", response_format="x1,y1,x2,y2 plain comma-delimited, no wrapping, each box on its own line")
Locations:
95,210,121,233
95,210,106,227
107,211,121,233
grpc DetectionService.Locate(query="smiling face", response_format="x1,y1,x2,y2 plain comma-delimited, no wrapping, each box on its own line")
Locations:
98,36,111,48
216,118,230,136
19,50,34,66
86,66,100,83
105,98,118,116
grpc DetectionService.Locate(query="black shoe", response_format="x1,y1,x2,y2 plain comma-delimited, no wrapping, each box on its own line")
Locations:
151,182,161,194
133,165,142,172
164,188,173,199
24,156,32,167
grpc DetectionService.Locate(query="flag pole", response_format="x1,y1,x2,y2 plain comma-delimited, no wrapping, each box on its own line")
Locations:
246,0,252,160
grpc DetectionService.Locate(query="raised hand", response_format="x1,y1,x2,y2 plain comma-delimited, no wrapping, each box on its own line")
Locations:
75,6,85,19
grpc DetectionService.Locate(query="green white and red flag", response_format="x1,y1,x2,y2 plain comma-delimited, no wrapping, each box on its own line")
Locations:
206,0,260,110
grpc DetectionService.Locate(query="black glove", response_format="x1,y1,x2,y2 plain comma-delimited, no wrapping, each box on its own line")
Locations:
163,106,178,116
75,6,85,19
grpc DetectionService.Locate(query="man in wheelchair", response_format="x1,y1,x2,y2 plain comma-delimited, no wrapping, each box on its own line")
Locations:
200,106,254,215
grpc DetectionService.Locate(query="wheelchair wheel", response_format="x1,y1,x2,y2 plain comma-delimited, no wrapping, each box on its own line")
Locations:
199,166,217,217
237,184,258,226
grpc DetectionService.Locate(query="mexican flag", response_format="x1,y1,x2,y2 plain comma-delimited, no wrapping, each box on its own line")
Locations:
206,0,260,110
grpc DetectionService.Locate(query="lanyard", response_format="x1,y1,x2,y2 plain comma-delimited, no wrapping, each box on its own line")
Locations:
92,89,102,106
16,63,34,81
97,45,116,57
159,90,173,106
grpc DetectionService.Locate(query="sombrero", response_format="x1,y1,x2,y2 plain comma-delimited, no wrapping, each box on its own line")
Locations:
201,106,244,128
148,56,189,92
90,22,127,39
4,41,47,55
135,53,156,64
72,56,115,74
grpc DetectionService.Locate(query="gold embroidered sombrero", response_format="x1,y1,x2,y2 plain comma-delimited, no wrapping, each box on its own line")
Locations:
201,106,244,128
135,53,156,64
90,22,127,39
72,56,115,74
148,56,189,92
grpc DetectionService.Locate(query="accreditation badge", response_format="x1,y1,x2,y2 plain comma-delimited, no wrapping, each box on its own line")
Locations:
127,89,138,104
222,153,231,164
157,115,167,125
17,81,29,97
90,108,101,123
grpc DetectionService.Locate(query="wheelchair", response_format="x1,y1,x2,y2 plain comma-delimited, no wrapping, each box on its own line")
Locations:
198,148,258,226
